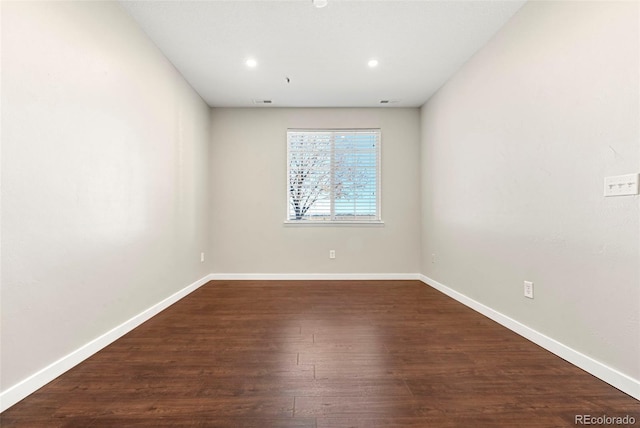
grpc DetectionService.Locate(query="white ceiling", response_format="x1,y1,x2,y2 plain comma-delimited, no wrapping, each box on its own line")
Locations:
119,0,526,108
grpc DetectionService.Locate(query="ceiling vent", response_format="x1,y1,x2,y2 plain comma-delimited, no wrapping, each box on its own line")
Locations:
379,100,400,104
252,99,273,104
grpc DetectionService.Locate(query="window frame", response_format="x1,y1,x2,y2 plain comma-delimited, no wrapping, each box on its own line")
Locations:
284,128,383,226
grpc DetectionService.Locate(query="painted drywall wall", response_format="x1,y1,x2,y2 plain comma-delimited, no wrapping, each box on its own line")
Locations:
1,1,210,391
420,1,639,381
210,108,421,274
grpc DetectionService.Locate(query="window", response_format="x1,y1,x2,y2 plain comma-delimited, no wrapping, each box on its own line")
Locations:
286,129,381,223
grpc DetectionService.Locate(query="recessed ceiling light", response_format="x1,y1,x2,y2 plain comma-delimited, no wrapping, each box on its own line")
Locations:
246,58,257,68
367,59,379,68
312,0,328,8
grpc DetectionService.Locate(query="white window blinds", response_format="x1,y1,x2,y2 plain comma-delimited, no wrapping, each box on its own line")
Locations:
287,129,381,223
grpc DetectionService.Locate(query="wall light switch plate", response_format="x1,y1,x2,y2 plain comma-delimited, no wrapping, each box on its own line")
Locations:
604,173,639,197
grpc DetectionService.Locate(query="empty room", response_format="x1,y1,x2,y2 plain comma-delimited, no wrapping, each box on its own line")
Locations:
1,0,639,426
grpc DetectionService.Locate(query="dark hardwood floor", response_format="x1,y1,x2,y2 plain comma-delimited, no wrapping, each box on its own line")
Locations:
2,280,638,427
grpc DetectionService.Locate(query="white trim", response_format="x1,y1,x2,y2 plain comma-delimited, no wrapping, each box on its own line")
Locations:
283,221,385,227
4,273,636,412
419,274,640,401
210,273,420,281
0,274,214,412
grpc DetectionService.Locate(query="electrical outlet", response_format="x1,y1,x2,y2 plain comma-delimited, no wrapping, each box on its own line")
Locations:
431,253,436,264
329,250,336,259
524,281,534,299
200,252,205,263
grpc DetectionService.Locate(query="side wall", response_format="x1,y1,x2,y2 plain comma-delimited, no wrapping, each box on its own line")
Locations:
420,1,639,382
210,108,421,275
1,0,211,394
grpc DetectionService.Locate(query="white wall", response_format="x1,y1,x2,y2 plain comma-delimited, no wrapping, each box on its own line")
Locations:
421,0,639,381
210,108,421,275
1,0,210,392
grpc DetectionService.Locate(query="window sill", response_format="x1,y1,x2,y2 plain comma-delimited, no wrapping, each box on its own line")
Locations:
284,220,385,227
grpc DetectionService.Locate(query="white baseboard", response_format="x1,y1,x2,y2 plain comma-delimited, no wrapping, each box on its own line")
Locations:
419,274,640,401
4,273,637,412
210,273,421,281
0,274,214,412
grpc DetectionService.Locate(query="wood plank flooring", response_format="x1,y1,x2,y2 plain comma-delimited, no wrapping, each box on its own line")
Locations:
2,280,638,427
